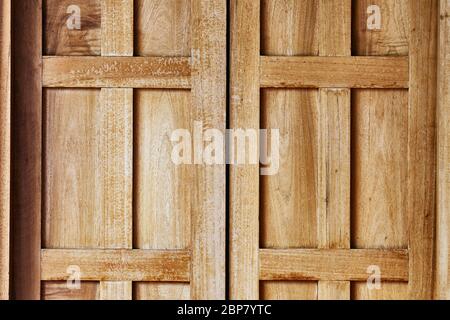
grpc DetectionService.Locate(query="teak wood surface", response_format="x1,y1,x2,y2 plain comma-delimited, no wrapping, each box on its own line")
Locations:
0,0,448,300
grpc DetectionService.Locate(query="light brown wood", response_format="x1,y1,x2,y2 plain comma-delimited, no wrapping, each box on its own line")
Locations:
43,56,191,88
260,56,409,88
41,249,190,282
351,0,411,301
99,0,134,301
260,249,409,282
189,0,226,300
43,88,132,249
101,0,133,57
229,0,260,300
44,0,101,56
353,0,410,56
0,0,11,301
435,0,450,300
134,90,192,251
42,282,99,300
259,0,320,301
135,0,191,57
261,0,319,56
11,0,42,300
134,283,190,300
261,89,318,250
407,0,438,300
317,0,352,301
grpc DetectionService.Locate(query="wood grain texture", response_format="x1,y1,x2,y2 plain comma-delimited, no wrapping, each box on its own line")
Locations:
189,0,226,300
43,56,191,88
317,0,351,301
99,281,132,300
352,0,410,56
134,90,192,251
260,282,317,300
99,0,134,301
43,88,132,250
41,249,191,282
11,0,42,300
101,0,133,57
407,0,438,300
44,0,101,56
42,282,99,300
261,89,318,250
259,0,319,301
229,0,260,300
352,90,409,250
351,0,412,300
435,0,450,300
135,0,191,56
0,0,10,300
134,283,190,300
260,56,409,88
260,249,409,282
261,0,319,56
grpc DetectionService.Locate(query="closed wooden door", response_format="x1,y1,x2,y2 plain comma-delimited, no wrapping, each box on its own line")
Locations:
1,0,448,301
9,0,226,300
230,0,443,300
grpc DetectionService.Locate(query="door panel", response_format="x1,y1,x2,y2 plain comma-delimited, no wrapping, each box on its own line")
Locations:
11,0,226,300
230,0,439,300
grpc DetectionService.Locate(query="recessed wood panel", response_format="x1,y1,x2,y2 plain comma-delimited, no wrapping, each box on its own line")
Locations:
261,0,319,56
43,88,132,250
42,281,99,300
134,283,190,300
134,90,192,250
135,0,191,56
44,0,101,56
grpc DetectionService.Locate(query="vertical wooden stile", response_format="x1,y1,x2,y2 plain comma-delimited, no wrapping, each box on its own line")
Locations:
407,0,438,300
435,0,450,300
99,0,134,300
317,0,352,300
0,0,11,301
190,0,227,300
11,0,42,300
229,0,260,300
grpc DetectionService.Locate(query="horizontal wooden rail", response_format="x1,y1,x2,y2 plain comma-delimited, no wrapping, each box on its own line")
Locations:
260,249,409,281
41,249,190,282
43,56,191,88
260,56,409,88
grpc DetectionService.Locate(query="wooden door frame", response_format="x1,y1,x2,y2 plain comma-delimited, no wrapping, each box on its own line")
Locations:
229,0,447,300
6,0,226,300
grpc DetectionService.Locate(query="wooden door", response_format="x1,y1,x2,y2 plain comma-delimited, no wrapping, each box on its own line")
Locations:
230,0,442,300
10,0,226,300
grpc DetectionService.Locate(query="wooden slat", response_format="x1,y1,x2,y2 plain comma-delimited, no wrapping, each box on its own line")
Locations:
435,0,450,300
0,0,11,301
229,0,260,300
351,0,411,301
100,0,134,301
12,0,42,300
407,0,438,300
260,0,320,301
260,56,409,88
42,56,191,88
260,249,409,282
42,282,99,300
317,0,351,301
101,0,133,56
190,0,226,300
41,250,190,282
